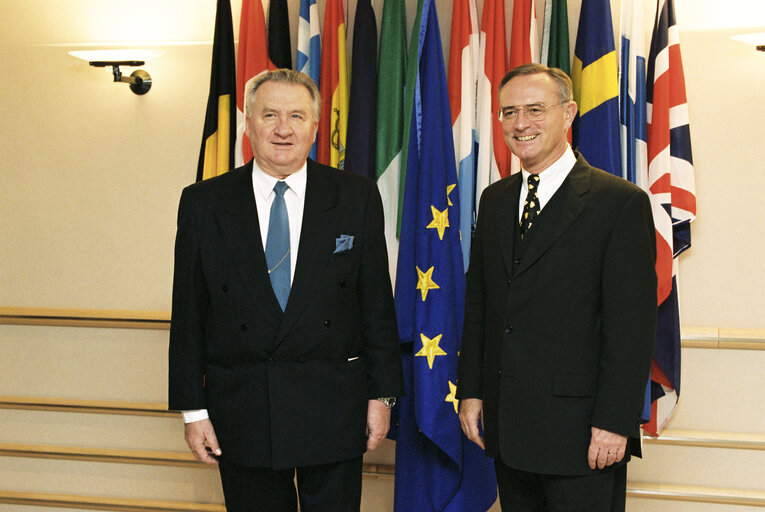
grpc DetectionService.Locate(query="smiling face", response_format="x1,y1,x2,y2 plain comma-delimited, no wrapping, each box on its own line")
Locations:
244,81,319,179
498,73,577,175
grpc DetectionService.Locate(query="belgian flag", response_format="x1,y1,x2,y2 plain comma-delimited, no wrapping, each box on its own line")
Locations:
196,0,236,182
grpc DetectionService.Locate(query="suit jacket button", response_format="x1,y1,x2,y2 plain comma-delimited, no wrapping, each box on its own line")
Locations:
504,325,513,334
222,285,228,293
513,258,521,265
268,357,277,365
324,320,331,327
506,279,511,286
339,279,346,288
240,323,248,331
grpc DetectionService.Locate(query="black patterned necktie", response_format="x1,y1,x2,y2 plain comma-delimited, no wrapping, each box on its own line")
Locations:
520,174,540,239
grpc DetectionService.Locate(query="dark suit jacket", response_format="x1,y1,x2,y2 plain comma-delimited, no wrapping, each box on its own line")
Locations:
168,159,404,470
457,153,657,476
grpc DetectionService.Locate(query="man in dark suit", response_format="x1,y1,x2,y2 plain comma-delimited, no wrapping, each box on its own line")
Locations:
457,63,657,511
169,69,403,512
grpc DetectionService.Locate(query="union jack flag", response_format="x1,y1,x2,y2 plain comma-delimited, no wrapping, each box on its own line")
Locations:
644,0,697,436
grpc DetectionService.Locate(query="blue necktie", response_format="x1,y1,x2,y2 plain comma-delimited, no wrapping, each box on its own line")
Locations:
265,181,291,310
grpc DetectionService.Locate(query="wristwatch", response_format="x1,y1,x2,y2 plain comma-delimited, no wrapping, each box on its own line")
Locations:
376,396,397,408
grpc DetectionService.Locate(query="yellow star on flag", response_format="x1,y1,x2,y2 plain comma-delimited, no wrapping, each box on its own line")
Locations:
415,265,440,301
415,332,447,369
426,205,449,240
446,184,456,206
445,380,459,414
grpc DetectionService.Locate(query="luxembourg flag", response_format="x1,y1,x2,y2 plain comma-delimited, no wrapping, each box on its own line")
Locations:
235,0,275,167
447,0,479,272
475,0,509,208
644,0,696,436
297,0,321,160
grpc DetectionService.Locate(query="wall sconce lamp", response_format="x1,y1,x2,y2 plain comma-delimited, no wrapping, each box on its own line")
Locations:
731,33,765,52
69,49,165,94
89,60,152,94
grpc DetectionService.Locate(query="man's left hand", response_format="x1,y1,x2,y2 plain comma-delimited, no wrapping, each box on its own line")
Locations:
366,399,391,450
587,426,627,469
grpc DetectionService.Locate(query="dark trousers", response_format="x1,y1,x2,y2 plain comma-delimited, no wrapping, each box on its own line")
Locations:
218,455,363,512
494,457,627,512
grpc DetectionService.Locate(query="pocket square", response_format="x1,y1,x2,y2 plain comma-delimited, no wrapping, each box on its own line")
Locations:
334,234,354,254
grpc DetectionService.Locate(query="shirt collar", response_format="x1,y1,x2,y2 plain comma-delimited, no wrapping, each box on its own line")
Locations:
520,145,576,184
252,162,308,201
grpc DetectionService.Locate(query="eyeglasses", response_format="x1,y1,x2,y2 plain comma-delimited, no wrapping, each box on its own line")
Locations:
497,102,567,124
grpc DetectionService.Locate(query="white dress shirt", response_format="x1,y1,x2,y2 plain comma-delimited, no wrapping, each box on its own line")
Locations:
251,162,307,283
517,145,577,222
183,163,308,424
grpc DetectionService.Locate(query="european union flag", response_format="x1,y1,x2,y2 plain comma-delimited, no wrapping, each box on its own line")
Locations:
391,0,496,509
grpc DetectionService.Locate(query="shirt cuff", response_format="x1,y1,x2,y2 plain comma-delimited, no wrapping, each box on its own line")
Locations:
182,409,209,423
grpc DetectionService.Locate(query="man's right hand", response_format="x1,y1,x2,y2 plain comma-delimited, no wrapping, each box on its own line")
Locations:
459,398,486,450
185,418,222,464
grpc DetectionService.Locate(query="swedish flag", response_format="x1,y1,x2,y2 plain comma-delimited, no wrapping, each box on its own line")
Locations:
571,0,621,176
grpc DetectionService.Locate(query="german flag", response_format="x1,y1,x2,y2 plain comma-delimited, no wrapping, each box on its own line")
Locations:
268,0,292,69
196,0,236,181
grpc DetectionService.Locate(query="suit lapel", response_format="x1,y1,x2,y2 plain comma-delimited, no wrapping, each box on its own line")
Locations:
514,156,592,278
495,175,523,279
215,164,283,324
276,162,339,344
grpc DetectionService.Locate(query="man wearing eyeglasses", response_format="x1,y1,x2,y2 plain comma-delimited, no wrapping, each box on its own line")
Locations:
457,63,657,511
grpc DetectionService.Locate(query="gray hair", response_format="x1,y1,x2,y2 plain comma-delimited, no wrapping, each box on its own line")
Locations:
244,69,321,119
498,63,574,105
